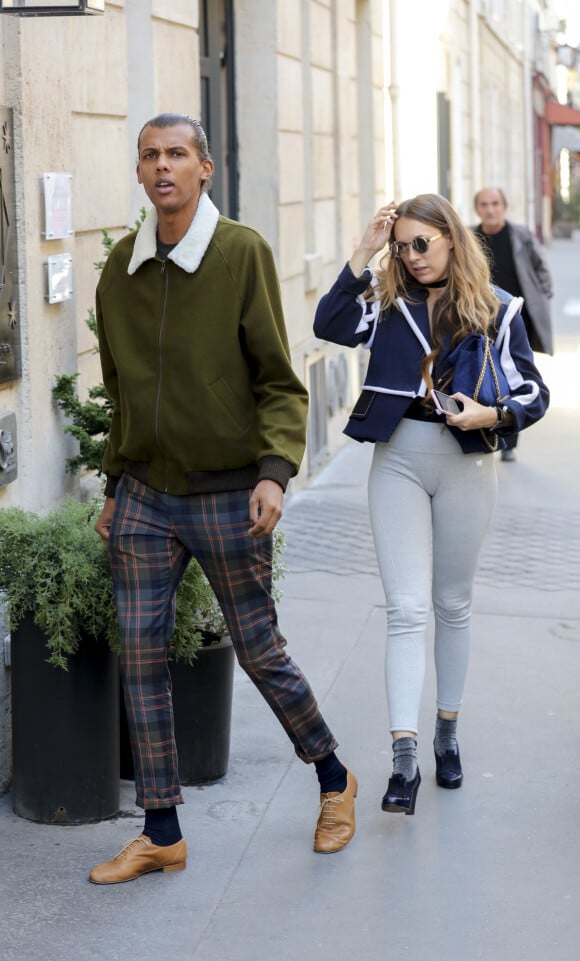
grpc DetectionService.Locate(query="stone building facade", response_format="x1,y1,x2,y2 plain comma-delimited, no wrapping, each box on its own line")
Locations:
386,0,559,232
0,0,385,522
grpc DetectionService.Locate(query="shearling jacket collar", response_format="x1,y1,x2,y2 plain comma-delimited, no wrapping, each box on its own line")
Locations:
127,192,220,276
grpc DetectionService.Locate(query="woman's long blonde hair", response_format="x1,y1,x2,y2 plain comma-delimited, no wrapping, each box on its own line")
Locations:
375,193,499,391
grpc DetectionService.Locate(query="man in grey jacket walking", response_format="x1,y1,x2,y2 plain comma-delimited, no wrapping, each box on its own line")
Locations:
473,187,553,460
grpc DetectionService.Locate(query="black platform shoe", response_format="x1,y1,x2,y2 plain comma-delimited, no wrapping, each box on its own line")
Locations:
381,769,421,815
434,746,463,789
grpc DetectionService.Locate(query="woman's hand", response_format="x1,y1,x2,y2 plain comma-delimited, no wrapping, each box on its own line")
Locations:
349,202,398,277
441,394,501,432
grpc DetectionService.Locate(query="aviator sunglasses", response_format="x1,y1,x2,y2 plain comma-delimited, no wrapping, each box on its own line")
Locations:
390,233,443,259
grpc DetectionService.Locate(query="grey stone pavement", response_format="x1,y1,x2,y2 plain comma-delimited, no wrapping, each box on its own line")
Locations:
1,238,579,961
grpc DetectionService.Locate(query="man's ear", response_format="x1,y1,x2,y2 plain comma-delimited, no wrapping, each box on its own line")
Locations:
200,158,214,184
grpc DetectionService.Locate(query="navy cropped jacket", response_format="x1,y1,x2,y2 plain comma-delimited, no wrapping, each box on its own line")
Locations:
313,263,550,454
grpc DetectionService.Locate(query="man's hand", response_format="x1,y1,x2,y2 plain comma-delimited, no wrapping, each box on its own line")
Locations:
94,497,116,543
248,479,284,537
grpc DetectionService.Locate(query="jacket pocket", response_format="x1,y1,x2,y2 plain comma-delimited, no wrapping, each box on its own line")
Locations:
350,389,376,419
210,377,250,432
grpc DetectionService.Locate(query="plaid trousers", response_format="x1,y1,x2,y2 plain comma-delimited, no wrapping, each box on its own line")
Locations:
108,474,337,809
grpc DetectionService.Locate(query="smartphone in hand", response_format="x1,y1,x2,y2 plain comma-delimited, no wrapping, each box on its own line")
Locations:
431,389,463,415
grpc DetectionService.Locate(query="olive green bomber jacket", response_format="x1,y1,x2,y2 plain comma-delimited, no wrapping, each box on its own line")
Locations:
96,195,308,496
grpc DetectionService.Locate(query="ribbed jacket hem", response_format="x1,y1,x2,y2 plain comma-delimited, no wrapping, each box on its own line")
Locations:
105,455,293,499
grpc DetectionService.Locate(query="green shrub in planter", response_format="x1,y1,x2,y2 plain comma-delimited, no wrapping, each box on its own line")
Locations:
0,497,285,668
0,497,231,668
0,496,286,810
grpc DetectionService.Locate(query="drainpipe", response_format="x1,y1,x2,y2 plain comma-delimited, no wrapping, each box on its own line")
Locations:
389,0,402,200
521,4,536,233
469,1,482,195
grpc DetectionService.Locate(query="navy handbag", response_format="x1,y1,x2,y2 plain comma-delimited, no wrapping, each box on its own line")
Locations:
447,333,510,451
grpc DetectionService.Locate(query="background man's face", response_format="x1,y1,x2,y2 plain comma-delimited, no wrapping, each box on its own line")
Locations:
475,189,507,234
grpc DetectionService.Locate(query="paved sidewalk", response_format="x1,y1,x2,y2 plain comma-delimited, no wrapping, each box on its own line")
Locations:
1,238,579,960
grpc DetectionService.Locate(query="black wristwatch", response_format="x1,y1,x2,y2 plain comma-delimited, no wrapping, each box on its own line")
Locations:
490,405,505,431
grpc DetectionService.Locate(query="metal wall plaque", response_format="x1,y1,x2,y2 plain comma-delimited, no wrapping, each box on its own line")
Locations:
0,410,17,486
44,252,73,303
0,108,20,384
0,410,18,487
41,172,73,239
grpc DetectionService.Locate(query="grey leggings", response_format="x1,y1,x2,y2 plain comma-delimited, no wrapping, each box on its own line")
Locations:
368,418,497,734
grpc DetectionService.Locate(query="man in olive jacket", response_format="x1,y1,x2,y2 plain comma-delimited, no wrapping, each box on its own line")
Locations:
473,186,553,459
89,114,356,885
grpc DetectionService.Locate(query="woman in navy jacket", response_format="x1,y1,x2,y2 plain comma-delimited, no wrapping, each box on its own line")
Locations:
314,193,549,816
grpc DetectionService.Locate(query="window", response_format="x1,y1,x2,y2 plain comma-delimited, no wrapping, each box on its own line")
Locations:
307,357,328,474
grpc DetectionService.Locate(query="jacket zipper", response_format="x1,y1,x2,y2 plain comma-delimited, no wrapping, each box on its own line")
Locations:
154,260,170,491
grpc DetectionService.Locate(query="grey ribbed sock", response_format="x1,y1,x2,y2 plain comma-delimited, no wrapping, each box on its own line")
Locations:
434,716,458,755
392,737,417,780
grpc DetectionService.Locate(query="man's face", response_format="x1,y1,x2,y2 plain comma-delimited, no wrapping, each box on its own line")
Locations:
475,189,507,234
137,123,214,217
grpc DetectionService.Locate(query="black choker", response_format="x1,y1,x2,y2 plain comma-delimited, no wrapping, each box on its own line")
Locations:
422,278,448,288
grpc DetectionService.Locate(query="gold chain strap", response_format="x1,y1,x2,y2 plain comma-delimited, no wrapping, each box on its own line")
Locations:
474,337,502,453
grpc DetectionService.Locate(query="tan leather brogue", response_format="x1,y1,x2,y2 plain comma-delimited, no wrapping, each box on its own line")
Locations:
89,834,186,884
314,769,357,854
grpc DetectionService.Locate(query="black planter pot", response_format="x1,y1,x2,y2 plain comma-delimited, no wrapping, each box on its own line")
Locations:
120,634,235,786
11,616,120,824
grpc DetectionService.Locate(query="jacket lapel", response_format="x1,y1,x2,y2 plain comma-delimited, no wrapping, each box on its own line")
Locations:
127,193,220,276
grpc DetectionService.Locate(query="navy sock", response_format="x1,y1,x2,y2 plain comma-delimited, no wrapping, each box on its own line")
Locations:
143,806,182,847
315,752,347,794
